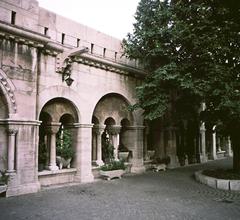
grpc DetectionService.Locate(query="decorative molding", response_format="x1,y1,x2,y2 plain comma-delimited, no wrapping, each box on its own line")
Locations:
93,125,105,135
73,56,128,75
0,32,44,49
0,70,17,113
56,47,89,74
0,20,146,78
6,129,18,136
107,125,121,135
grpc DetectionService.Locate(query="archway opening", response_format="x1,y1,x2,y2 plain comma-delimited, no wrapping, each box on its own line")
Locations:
38,98,78,171
91,93,134,166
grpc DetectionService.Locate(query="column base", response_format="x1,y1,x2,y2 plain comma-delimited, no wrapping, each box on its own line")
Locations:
75,173,94,183
46,165,59,171
199,154,208,163
6,169,16,174
210,154,218,160
6,182,40,197
167,155,180,168
131,165,146,174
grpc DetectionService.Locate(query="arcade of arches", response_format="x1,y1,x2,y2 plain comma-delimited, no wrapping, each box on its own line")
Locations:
0,0,233,197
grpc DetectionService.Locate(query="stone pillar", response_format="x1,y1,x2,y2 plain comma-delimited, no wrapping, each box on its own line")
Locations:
7,128,18,173
199,122,207,162
93,125,105,166
108,125,121,161
143,125,149,160
125,126,145,173
166,127,179,168
5,120,41,197
92,131,97,162
46,122,60,171
74,123,94,183
160,131,166,157
226,136,233,157
212,125,217,160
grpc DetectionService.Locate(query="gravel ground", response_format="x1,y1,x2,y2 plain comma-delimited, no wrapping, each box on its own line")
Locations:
0,158,240,220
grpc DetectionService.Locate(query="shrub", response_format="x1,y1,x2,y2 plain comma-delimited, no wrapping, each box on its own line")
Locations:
56,129,74,160
100,160,126,171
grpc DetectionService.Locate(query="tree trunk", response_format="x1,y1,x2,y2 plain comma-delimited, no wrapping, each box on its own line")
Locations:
231,133,240,172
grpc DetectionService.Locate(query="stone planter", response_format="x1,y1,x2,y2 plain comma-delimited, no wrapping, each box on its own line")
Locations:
56,156,72,169
0,184,7,194
100,169,125,180
118,152,129,161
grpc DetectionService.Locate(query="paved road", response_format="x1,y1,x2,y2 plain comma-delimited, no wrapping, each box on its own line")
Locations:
0,158,240,220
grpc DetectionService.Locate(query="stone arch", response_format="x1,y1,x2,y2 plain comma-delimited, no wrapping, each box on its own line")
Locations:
104,117,116,126
91,93,135,165
92,116,99,125
92,93,134,125
0,87,9,171
38,86,81,122
0,69,17,115
40,97,78,123
38,97,79,171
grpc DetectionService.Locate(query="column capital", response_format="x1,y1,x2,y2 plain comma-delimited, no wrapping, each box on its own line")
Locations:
46,122,61,134
71,123,94,128
107,125,121,135
6,129,18,136
93,124,105,135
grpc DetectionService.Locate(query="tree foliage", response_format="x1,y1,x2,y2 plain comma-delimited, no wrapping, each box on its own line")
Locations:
123,0,240,169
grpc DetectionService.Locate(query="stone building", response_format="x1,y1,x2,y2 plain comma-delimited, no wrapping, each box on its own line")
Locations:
0,0,232,197
0,0,148,197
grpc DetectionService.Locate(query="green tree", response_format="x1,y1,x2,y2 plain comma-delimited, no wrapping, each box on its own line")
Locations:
123,0,240,170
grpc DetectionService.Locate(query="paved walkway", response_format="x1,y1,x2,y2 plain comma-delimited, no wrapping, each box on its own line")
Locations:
1,158,240,220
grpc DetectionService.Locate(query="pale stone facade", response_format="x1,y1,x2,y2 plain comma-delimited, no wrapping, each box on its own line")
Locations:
0,0,147,197
0,0,231,197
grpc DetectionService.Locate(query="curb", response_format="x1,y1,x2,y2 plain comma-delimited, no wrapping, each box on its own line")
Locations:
195,170,240,191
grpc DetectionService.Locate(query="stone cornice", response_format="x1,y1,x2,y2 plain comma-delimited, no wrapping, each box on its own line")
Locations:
0,21,147,78
0,119,41,126
73,53,146,78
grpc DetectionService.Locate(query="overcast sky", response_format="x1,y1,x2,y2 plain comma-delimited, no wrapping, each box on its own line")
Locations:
37,0,140,40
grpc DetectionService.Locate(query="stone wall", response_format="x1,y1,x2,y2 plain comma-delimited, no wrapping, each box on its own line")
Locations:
0,0,146,196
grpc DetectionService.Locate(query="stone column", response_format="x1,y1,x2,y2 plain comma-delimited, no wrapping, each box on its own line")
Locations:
93,125,105,166
92,131,97,162
74,123,94,183
199,122,207,162
166,127,179,168
143,125,149,160
7,128,18,173
108,125,121,161
46,122,61,171
212,125,217,160
125,126,145,173
226,136,233,157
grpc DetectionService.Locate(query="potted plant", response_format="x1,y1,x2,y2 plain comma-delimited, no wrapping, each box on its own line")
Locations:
100,160,126,180
118,144,130,162
100,139,126,180
56,129,74,169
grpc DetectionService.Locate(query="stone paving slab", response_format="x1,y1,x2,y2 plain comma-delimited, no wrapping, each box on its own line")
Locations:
0,158,240,220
